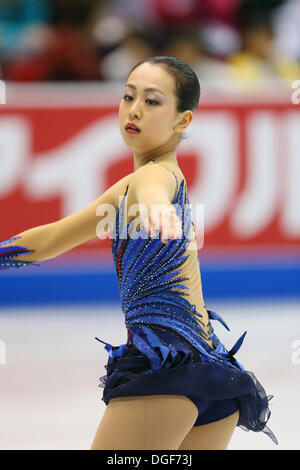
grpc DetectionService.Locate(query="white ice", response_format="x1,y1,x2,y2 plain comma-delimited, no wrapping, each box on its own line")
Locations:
0,299,299,450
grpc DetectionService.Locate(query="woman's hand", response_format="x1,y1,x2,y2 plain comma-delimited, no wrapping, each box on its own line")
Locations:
141,203,183,244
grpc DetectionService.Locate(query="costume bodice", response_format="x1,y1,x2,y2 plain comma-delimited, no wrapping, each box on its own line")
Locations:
109,160,220,354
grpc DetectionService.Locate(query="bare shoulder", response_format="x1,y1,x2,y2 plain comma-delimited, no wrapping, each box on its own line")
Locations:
131,160,185,203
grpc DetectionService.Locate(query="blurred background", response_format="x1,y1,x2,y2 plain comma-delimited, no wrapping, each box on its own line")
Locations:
0,0,299,450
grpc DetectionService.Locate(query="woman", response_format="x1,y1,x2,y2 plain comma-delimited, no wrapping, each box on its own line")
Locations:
0,56,278,450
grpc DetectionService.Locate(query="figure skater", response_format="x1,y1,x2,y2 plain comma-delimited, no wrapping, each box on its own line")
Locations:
0,56,278,450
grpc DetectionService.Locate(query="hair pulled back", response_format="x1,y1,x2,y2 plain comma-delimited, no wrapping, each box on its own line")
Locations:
127,56,200,113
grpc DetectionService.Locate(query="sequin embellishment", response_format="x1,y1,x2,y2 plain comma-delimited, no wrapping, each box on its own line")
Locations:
95,173,247,372
0,236,40,270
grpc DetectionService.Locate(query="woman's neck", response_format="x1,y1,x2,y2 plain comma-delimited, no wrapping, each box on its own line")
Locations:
133,133,181,171
133,151,179,171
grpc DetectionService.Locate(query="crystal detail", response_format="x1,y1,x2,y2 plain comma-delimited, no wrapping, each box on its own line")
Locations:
96,171,247,370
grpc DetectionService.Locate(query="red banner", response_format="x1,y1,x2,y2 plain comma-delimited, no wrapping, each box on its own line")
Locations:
1,88,299,260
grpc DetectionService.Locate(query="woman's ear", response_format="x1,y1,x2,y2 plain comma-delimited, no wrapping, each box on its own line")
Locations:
175,110,193,133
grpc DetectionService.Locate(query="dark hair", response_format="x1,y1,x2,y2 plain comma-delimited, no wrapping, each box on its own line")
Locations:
127,56,201,143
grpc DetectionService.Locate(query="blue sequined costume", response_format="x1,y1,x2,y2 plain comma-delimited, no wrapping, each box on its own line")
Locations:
94,170,278,446
0,174,278,446
0,236,40,269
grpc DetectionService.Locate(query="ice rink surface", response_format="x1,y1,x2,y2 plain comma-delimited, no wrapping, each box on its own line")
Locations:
0,299,299,450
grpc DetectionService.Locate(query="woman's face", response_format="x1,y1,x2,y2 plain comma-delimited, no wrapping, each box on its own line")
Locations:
119,62,184,153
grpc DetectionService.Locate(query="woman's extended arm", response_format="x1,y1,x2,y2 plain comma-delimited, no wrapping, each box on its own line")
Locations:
0,172,132,268
131,163,182,243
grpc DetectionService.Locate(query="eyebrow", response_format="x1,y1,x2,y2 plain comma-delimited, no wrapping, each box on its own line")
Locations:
125,83,165,95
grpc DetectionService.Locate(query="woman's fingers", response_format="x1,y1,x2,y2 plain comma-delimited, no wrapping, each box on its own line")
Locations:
160,211,177,242
148,204,182,243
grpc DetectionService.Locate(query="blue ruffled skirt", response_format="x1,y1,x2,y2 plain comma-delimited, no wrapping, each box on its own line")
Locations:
95,312,278,446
